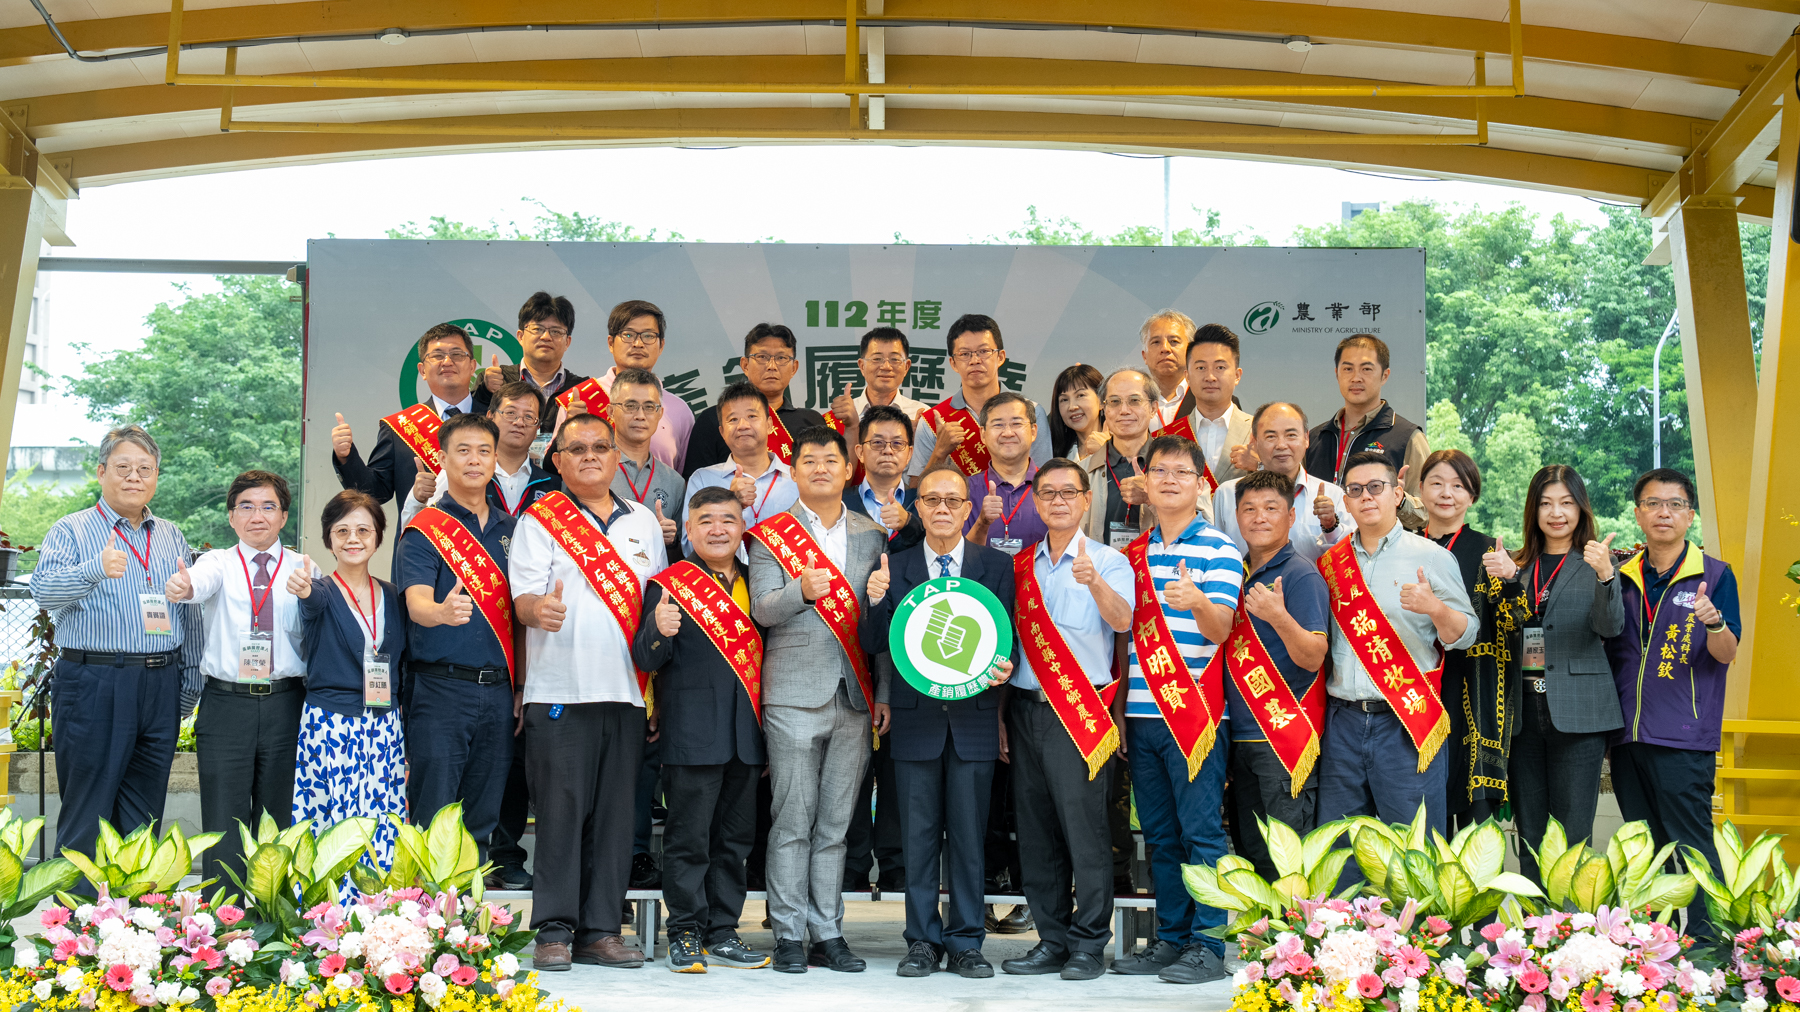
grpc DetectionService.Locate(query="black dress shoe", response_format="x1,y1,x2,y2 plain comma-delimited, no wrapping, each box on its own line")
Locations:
1001,942,1067,975
896,940,940,977
877,873,906,893
948,948,993,978
1060,951,1104,980
994,905,1034,934
772,940,808,974
629,852,661,889
808,937,867,972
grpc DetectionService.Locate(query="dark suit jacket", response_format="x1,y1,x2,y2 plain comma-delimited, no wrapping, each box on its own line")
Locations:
631,558,767,766
472,365,590,434
842,484,927,554
1530,551,1627,734
859,542,1017,762
333,417,420,507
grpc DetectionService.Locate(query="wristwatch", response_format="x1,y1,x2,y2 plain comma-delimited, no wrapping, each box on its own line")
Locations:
1705,620,1727,634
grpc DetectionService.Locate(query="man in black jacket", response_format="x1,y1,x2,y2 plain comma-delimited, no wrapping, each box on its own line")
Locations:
632,485,771,974
331,322,479,506
1303,334,1428,493
473,291,592,438
858,464,1017,979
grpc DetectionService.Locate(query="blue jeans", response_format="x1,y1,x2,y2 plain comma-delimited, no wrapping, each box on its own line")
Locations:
404,675,515,857
1127,716,1228,955
1317,700,1448,836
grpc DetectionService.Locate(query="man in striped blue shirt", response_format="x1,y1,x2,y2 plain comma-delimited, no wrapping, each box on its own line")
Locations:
1110,435,1242,985
30,426,203,865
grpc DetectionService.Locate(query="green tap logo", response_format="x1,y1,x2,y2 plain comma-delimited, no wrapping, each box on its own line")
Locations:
890,577,1014,700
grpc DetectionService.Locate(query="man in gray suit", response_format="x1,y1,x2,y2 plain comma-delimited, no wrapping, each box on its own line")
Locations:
748,424,889,975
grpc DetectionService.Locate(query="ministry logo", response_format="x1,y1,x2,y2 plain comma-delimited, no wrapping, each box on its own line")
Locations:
1244,302,1284,335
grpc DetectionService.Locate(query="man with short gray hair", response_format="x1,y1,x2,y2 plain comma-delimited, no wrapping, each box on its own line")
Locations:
31,426,204,864
1140,310,1196,432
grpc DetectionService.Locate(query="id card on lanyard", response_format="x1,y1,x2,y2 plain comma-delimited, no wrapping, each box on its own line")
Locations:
102,507,172,635
236,547,285,683
987,469,1027,556
335,572,391,708
1522,554,1566,672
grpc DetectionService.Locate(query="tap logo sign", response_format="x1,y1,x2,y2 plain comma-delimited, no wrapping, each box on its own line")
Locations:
889,576,1014,700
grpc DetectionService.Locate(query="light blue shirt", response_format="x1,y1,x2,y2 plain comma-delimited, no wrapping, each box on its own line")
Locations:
681,457,799,557
1125,512,1244,718
922,537,965,579
1326,521,1480,701
1014,532,1134,692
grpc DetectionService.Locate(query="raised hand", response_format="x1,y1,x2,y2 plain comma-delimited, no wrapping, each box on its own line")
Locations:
331,412,355,461
985,657,1015,688
939,418,967,453
1162,559,1204,612
101,533,129,580
440,577,473,626
537,579,567,633
1078,427,1110,462
1229,443,1259,473
982,480,1004,523
730,466,758,507
867,554,891,602
1482,534,1518,581
1071,537,1099,587
482,353,505,392
1692,580,1723,628
1119,457,1149,506
410,456,438,504
800,551,834,602
654,500,677,545
284,563,313,599
1583,532,1619,582
655,588,683,637
1313,487,1337,531
164,557,192,601
1400,566,1440,615
831,380,857,426
1244,576,1286,622
877,492,908,533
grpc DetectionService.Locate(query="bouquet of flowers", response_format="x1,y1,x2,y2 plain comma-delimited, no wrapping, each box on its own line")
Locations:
1228,895,1456,1012
1723,920,1800,1012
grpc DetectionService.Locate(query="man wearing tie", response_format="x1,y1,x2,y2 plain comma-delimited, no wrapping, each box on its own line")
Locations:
860,464,1016,978
331,323,480,506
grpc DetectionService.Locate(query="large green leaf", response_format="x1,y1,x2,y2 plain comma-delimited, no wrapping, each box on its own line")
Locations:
1733,833,1783,895
186,832,224,862
1181,865,1247,911
59,848,106,892
1262,818,1305,879
1308,849,1354,899
94,821,123,865
247,843,292,908
1354,829,1394,891
1301,821,1348,875
313,819,376,888
1546,845,1587,908
1571,857,1615,912
1461,822,1507,888
10,860,79,917
1223,869,1282,912
256,812,279,846
425,804,467,884
1715,824,1744,887
1405,805,1429,853
0,844,22,908
1273,873,1311,905
1403,851,1438,903
1631,874,1697,914
292,829,317,884
141,838,180,893
1484,871,1546,899
1436,862,1477,922
1535,817,1568,879
1386,853,1414,901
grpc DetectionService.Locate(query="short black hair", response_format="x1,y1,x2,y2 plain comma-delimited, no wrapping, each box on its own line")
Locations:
860,327,910,356
554,412,614,451
859,403,914,444
438,411,499,450
687,485,741,514
321,489,385,551
1335,333,1391,370
1250,401,1308,433
489,380,542,418
1145,434,1204,475
1186,323,1241,364
609,299,665,340
1342,449,1397,482
518,291,574,333
1633,468,1699,509
946,313,1003,355
793,424,848,461
1236,468,1295,502
980,391,1035,427
1032,457,1091,494
715,381,770,416
611,367,662,395
227,469,291,512
417,322,473,359
743,322,797,356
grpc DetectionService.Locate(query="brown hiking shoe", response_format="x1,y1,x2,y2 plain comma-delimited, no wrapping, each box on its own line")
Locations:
575,935,646,968
532,941,572,972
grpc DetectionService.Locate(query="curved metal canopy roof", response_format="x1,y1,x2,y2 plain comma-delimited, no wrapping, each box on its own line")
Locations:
0,0,1795,227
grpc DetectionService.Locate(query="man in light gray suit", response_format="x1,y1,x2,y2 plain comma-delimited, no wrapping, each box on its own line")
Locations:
748,424,890,975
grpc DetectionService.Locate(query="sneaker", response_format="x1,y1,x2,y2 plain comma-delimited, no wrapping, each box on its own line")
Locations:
705,936,770,969
629,852,661,889
495,865,531,890
1158,942,1227,984
667,931,707,974
1110,938,1181,975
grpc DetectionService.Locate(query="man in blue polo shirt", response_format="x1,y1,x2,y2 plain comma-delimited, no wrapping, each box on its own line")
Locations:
1110,434,1242,985
1225,469,1331,881
399,412,520,855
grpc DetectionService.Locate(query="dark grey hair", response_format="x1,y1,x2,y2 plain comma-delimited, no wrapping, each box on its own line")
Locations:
97,426,160,468
611,367,662,394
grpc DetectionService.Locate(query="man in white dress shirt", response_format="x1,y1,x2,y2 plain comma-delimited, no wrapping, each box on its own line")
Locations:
164,469,310,886
1211,402,1352,566
512,413,667,971
1183,324,1255,492
682,383,800,556
1141,310,1195,432
828,327,928,442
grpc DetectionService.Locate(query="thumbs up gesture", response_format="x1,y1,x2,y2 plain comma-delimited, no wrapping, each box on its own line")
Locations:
483,353,505,392
1313,486,1338,532
1119,457,1149,506
1229,443,1260,473
800,551,833,603
331,412,355,461
939,416,967,452
877,492,908,533
982,480,1004,523
1162,559,1204,611
1244,575,1287,622
831,380,857,426
654,499,677,545
1692,580,1723,628
98,532,128,580
411,456,438,504
285,562,313,599
440,577,473,626
1400,566,1441,616
1583,532,1619,582
164,556,192,601
537,579,567,633
655,586,683,637
1482,534,1519,580
867,553,891,602
1071,536,1098,587
730,466,758,507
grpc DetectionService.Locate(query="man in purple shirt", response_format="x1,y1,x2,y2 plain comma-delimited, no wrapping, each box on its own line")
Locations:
964,391,1048,554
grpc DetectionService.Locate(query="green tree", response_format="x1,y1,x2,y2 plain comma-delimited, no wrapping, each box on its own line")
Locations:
1472,411,1543,544
66,276,303,550
1425,399,1474,458
0,469,97,573
1001,204,1266,246
387,198,685,242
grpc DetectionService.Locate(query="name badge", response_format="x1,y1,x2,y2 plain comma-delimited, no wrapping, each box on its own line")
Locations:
363,651,393,708
989,537,1024,556
1522,625,1545,671
238,632,273,683
1108,522,1136,552
140,594,172,635
624,535,653,568
529,432,554,468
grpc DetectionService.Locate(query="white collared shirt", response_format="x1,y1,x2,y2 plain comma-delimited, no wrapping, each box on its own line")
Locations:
920,537,966,579
1192,407,1232,472
185,540,308,682
429,393,475,416
1154,380,1188,431
854,391,928,422
801,500,851,573
400,457,532,524
1210,473,1353,566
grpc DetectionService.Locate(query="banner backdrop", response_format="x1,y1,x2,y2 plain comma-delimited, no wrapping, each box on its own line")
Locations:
302,239,1424,567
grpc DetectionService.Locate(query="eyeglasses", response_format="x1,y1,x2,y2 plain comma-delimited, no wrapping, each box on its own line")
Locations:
747,353,796,367
232,503,282,515
523,324,569,340
559,442,615,458
918,495,969,510
862,439,910,454
614,401,662,417
1637,497,1692,513
106,465,158,480
423,351,472,365
985,419,1030,433
329,525,377,542
1344,480,1395,500
1104,396,1150,410
952,348,999,364
1035,488,1087,502
1146,466,1199,483
494,409,539,426
614,328,661,347
862,354,909,367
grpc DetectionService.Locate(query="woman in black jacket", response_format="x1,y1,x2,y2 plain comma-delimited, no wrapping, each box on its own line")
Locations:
291,490,408,878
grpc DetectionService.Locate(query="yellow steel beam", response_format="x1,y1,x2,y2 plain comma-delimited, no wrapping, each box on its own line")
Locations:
1646,37,1796,225
0,0,1770,89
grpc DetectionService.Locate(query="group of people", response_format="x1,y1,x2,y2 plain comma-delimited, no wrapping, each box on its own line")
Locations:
29,293,1738,987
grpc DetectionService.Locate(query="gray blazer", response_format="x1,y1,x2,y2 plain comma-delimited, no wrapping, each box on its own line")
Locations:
748,504,887,712
1529,551,1626,734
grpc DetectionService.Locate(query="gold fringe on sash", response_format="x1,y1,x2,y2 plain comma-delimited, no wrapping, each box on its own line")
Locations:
1415,710,1451,773
1185,721,1218,783
1288,737,1321,799
1083,724,1121,782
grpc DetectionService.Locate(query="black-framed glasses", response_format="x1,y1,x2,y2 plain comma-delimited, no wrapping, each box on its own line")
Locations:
523,324,570,340
862,439,910,454
918,495,969,510
1034,488,1087,502
615,328,661,346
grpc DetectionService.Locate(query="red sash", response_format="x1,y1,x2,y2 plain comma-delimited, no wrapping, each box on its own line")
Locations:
404,506,515,681
522,491,652,702
1126,532,1224,780
1208,607,1324,796
1013,546,1120,779
822,411,866,486
919,398,991,475
1317,537,1449,772
1154,413,1196,443
650,561,765,724
382,404,444,471
768,410,795,464
555,377,609,414
745,512,877,716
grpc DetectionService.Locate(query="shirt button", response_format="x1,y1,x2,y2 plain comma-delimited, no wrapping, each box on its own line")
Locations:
941,704,949,711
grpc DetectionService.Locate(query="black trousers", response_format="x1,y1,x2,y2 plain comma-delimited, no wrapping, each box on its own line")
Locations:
196,679,305,884
984,755,1022,892
843,730,902,887
523,701,644,946
489,745,531,871
895,747,994,953
662,760,760,943
1610,741,1721,940
1508,692,1607,882
1008,698,1114,956
1228,737,1318,882
50,659,179,865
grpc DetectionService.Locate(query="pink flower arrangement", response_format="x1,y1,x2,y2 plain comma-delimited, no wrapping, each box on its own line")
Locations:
104,965,133,992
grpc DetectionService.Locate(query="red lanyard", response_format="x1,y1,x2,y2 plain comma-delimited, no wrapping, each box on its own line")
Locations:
488,479,526,516
619,458,657,504
986,468,1029,536
235,546,286,623
332,572,379,642
97,505,154,585
1532,553,1567,608
1441,525,1465,552
749,470,780,525
1334,416,1354,478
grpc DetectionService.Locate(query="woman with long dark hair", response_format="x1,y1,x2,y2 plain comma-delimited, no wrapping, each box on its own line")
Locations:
1419,450,1527,830
1048,363,1106,463
1487,464,1624,878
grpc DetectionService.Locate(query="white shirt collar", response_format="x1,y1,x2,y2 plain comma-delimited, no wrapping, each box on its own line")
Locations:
234,540,286,561
800,500,848,534
1193,406,1231,428
1158,379,1187,408
922,537,966,571
1038,529,1087,567
431,393,475,415
731,455,788,481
